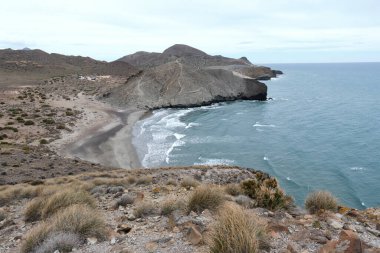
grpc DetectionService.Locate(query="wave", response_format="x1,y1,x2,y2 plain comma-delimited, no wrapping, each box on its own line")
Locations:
253,122,276,128
350,167,366,171
185,122,200,129
194,157,235,166
263,156,269,161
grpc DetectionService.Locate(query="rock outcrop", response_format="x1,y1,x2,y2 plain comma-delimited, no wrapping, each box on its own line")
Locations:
107,44,280,108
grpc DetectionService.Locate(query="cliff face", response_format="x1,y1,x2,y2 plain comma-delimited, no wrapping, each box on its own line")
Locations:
108,44,279,108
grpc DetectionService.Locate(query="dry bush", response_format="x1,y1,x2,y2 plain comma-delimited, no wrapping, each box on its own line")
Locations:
21,205,106,253
305,191,338,214
208,202,266,253
114,194,135,208
160,198,185,216
187,185,225,213
34,232,81,253
41,189,96,219
0,208,6,221
127,176,136,184
166,179,178,186
180,176,200,189
0,185,40,206
24,197,46,222
136,175,153,185
224,184,243,196
133,201,157,218
91,178,129,187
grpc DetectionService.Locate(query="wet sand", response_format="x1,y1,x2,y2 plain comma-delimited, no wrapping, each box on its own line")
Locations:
49,93,147,169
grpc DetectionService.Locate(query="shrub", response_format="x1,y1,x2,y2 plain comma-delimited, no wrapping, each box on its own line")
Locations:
41,190,96,219
34,232,81,253
160,198,185,216
56,124,65,129
65,111,74,116
42,118,55,124
305,191,338,214
180,176,200,189
0,209,6,221
166,179,178,186
21,205,106,253
114,194,134,208
241,178,293,211
40,139,48,144
224,184,243,196
133,201,157,218
136,175,153,185
187,185,225,213
25,197,46,222
24,120,35,126
208,202,266,253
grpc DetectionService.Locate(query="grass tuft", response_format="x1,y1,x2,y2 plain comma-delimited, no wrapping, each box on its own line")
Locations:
160,198,185,216
180,176,200,189
133,201,157,218
187,185,225,213
21,204,107,253
224,184,243,196
208,202,266,253
305,191,338,214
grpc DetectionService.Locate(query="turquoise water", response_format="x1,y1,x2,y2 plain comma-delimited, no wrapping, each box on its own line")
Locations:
132,63,380,209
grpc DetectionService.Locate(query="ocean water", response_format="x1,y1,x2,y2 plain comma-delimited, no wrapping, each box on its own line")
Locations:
132,63,380,209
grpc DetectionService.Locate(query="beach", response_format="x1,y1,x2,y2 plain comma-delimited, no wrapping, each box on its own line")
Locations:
49,93,146,169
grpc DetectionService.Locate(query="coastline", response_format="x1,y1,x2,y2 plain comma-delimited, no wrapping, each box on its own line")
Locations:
49,93,146,169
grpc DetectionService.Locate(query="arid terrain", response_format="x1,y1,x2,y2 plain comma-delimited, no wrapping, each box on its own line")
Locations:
0,46,379,253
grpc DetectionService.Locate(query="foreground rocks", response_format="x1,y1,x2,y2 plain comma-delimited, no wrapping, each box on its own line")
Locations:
0,166,379,253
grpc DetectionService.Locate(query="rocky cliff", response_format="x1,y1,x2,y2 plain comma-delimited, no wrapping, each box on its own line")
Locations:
105,44,281,108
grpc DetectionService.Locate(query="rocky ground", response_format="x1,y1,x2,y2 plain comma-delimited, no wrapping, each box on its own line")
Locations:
0,166,379,253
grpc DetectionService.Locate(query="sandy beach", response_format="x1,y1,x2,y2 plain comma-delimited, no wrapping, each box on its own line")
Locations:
49,93,147,169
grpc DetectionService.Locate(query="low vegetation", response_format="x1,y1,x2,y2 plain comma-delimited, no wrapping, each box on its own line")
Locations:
160,197,185,215
21,205,106,253
187,185,225,213
133,201,157,218
208,202,266,253
305,190,338,214
224,183,242,196
241,178,293,211
180,176,200,189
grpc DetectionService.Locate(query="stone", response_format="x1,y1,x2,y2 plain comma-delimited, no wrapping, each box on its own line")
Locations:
127,213,136,221
145,241,158,252
318,230,363,253
186,226,202,245
110,237,116,245
117,224,132,234
87,237,97,245
328,219,344,229
367,227,380,237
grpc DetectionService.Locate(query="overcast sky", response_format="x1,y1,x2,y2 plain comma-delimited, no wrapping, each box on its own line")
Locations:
1,0,379,63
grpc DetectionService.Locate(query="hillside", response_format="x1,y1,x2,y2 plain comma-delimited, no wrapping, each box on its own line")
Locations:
0,49,139,87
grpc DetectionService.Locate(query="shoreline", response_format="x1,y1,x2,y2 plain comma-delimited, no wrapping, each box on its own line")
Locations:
49,93,146,169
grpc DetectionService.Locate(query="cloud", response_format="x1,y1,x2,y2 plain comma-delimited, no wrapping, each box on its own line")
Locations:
0,0,379,62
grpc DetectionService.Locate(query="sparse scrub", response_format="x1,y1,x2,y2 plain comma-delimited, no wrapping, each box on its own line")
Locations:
187,185,225,213
0,185,40,206
136,175,153,185
41,189,96,219
224,183,243,196
21,205,106,253
208,202,266,253
34,232,81,253
180,176,199,189
24,120,35,126
305,190,338,214
161,198,185,215
166,179,178,186
114,194,135,208
40,139,48,144
133,201,157,218
25,197,46,222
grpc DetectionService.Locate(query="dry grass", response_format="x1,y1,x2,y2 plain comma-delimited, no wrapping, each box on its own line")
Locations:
187,185,225,213
166,179,178,186
0,185,41,206
160,197,185,216
208,202,266,253
180,176,200,189
133,201,157,218
114,194,135,208
91,178,129,187
24,189,96,221
33,232,81,253
305,191,338,214
21,204,106,253
224,184,242,196
136,175,153,185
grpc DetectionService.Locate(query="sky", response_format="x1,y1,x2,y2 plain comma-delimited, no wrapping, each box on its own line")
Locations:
0,0,379,63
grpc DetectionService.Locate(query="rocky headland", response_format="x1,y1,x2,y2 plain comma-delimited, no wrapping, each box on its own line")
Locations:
0,45,379,253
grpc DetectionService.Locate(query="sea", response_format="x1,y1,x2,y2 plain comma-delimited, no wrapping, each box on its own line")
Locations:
132,63,380,209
